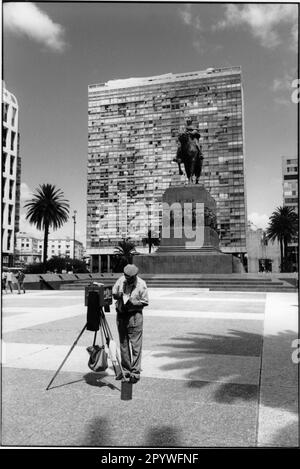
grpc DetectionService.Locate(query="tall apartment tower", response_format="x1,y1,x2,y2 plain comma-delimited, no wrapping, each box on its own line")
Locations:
87,67,247,272
2,82,21,267
282,156,298,270
282,156,298,214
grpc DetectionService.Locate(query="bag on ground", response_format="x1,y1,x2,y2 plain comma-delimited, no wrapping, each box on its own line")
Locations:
86,345,108,372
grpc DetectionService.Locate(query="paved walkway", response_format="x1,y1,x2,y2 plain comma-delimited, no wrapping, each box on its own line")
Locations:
1,288,298,447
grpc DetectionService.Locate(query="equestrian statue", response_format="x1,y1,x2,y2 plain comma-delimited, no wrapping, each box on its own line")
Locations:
173,119,204,184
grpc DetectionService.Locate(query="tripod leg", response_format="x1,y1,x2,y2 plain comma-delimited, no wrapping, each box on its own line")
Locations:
101,311,126,380
100,316,118,375
46,324,87,390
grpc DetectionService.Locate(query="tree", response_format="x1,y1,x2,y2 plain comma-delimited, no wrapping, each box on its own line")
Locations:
266,206,298,272
24,184,69,269
142,229,160,253
113,238,137,272
46,256,89,273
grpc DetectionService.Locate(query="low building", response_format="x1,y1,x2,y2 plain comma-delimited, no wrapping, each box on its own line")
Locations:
47,237,84,260
15,233,85,263
246,223,281,273
15,232,42,264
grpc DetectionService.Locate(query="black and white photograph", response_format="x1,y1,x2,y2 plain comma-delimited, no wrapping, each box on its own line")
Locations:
1,0,299,454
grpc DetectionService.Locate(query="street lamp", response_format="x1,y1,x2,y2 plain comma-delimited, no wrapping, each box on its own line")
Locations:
72,210,77,260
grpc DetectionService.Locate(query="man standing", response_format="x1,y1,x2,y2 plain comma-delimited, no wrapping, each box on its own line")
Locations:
16,270,26,294
112,264,149,384
6,270,14,293
2,271,7,293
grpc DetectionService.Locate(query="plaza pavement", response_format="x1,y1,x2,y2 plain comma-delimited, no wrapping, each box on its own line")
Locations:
1,288,298,448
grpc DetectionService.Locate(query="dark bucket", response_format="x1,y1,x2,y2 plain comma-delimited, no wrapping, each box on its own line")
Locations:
121,380,133,400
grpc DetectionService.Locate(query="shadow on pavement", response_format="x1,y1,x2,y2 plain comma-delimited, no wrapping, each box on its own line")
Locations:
46,377,86,390
84,372,120,391
188,380,258,403
145,425,181,447
82,417,112,446
155,328,298,445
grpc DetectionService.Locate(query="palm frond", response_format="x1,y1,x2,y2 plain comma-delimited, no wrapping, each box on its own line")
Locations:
24,184,70,231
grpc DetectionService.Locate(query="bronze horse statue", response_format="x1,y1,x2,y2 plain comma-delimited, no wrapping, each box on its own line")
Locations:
174,128,204,184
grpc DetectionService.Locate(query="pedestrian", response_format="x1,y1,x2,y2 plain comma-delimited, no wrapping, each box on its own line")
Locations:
6,270,14,293
2,271,7,293
16,270,26,294
112,264,149,384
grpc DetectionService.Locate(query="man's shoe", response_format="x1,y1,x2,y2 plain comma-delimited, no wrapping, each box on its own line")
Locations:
129,375,140,384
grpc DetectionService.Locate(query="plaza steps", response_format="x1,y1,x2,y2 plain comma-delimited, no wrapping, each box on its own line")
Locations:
62,274,297,292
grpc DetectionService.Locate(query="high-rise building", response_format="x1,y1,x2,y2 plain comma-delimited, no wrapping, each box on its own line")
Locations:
282,156,298,271
87,67,247,272
282,156,298,214
2,82,21,267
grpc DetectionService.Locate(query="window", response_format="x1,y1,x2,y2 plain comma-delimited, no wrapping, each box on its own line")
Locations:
8,204,13,225
11,131,16,151
7,230,12,250
10,156,15,175
2,177,6,198
9,180,14,199
2,153,7,173
3,103,9,122
11,107,17,127
2,127,8,148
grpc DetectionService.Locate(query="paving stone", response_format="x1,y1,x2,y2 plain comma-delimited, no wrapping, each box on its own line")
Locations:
2,368,258,447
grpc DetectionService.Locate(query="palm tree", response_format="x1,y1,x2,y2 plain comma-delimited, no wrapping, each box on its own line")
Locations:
24,184,69,268
142,229,160,253
265,206,298,272
113,238,137,271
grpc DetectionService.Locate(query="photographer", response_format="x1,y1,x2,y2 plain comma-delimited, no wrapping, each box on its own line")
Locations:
112,264,149,384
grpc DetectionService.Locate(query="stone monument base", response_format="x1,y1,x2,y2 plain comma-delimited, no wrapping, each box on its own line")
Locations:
134,185,244,274
135,250,243,274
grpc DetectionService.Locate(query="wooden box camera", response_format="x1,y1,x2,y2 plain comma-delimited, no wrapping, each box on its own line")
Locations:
84,283,113,308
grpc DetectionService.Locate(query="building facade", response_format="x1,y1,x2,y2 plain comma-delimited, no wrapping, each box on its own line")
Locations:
282,156,298,214
15,232,42,264
15,233,84,264
246,223,281,273
2,82,21,267
282,156,298,271
46,237,84,260
87,67,247,272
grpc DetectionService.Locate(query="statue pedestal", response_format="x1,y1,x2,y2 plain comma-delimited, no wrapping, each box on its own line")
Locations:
135,185,243,274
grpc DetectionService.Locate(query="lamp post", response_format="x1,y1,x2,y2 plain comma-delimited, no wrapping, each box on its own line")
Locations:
72,210,77,260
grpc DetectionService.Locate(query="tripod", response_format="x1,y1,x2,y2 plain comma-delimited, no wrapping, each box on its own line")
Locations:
46,304,130,397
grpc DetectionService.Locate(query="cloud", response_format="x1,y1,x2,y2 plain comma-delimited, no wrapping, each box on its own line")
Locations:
215,4,297,49
248,212,269,230
179,5,202,31
3,2,66,52
192,40,204,54
272,68,297,106
291,23,298,52
178,5,206,53
20,182,33,202
19,212,42,238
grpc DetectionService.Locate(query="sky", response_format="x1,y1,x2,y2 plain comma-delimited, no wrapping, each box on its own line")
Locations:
2,1,299,245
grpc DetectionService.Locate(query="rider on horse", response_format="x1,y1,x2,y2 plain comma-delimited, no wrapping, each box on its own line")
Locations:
173,118,202,165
